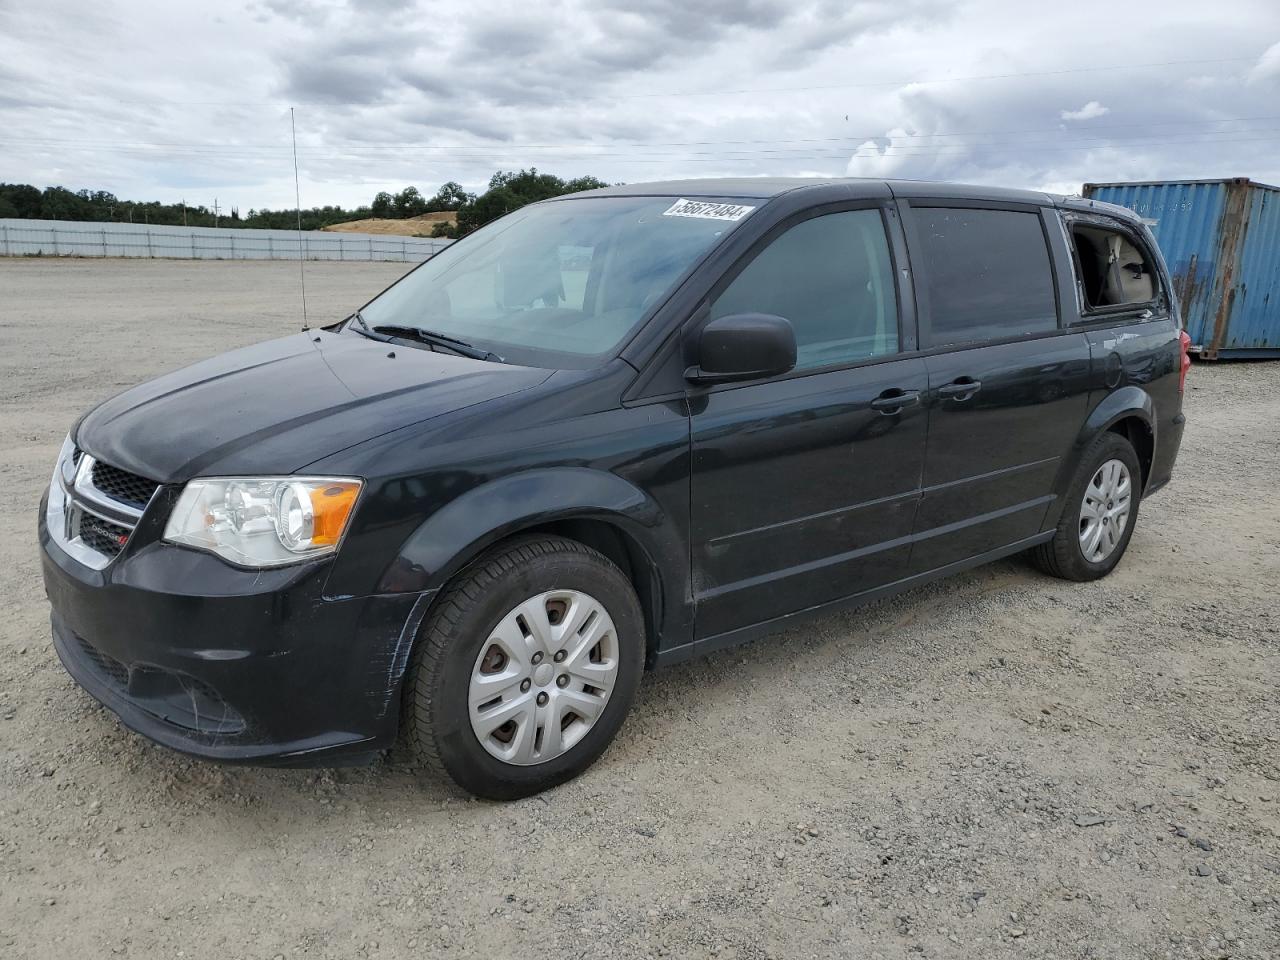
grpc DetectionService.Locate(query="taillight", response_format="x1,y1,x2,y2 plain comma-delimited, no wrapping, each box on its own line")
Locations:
1178,330,1192,393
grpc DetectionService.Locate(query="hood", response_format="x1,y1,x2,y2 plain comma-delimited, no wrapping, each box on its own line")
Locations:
75,329,552,482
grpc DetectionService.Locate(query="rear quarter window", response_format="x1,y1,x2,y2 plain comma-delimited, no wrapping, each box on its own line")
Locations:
911,207,1059,348
1069,220,1160,312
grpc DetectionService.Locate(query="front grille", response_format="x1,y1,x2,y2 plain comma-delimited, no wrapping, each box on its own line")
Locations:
90,460,159,510
67,629,246,736
50,448,155,568
180,674,224,706
78,512,131,558
74,634,130,688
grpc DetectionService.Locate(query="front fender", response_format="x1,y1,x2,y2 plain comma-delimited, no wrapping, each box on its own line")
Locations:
375,467,676,595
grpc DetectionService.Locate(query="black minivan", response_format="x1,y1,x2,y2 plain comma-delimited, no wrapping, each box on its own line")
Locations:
40,179,1188,798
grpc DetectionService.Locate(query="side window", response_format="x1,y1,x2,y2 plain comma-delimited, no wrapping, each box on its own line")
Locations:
912,207,1058,348
1070,221,1159,311
711,209,898,370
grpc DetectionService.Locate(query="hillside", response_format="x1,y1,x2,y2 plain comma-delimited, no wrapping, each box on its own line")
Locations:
322,212,455,236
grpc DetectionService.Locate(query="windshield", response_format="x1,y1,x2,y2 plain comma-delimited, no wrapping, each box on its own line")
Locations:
357,195,753,367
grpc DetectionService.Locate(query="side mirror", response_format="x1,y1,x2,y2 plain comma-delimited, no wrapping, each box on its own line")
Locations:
685,313,797,384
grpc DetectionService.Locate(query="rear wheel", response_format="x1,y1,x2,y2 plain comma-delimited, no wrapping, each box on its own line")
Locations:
1031,432,1142,581
404,535,644,799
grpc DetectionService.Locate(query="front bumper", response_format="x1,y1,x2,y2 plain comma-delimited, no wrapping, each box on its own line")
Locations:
39,494,431,767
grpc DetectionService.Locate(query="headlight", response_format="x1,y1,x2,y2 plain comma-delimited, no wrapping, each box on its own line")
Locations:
164,477,362,567
52,434,77,488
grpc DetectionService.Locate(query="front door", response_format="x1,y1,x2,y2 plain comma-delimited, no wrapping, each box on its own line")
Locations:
688,206,928,640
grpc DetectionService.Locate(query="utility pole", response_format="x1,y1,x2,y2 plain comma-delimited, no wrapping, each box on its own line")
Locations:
291,106,309,328
214,197,220,228
182,198,187,226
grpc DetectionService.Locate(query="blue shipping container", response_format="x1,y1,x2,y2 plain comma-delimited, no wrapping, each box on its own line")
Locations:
1082,178,1280,358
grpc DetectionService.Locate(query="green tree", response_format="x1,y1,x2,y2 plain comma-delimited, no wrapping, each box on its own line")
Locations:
39,187,96,221
425,181,471,212
563,175,609,193
450,169,609,237
455,186,520,235
0,183,42,218
393,186,428,218
0,174,606,234
371,191,394,217
487,168,566,201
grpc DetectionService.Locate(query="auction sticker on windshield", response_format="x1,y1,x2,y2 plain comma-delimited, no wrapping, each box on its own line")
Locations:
662,198,756,221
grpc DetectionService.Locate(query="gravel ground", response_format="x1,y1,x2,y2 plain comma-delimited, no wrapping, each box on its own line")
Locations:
2,258,1279,960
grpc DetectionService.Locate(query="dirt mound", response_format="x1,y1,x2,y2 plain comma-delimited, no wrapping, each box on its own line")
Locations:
323,212,455,236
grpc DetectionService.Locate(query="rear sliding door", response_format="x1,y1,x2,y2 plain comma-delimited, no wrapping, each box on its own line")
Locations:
901,201,1093,572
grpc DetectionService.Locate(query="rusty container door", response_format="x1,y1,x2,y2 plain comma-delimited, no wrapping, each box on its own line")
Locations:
1083,179,1280,359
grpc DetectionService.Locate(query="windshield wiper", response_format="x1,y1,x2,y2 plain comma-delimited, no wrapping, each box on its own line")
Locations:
347,309,387,340
347,311,503,363
384,326,504,363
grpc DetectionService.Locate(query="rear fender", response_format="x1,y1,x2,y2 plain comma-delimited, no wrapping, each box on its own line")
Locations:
1044,386,1155,529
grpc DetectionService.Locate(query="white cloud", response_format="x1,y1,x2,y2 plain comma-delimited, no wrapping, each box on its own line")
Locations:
1248,39,1280,84
1061,101,1110,121
0,1,1278,208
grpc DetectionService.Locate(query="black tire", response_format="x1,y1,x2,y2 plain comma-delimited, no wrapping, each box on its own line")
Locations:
1031,432,1142,581
404,535,645,800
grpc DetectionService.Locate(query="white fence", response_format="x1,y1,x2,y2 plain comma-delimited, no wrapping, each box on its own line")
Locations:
0,219,451,262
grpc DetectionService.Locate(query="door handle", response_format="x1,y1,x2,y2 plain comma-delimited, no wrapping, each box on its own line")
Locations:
870,389,921,413
937,378,982,400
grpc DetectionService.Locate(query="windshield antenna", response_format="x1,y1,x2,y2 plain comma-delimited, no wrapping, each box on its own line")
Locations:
291,106,309,330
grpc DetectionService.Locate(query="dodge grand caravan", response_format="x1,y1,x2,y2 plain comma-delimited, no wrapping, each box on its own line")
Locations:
40,179,1188,798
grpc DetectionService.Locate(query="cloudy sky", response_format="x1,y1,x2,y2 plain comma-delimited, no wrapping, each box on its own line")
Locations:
3,0,1279,211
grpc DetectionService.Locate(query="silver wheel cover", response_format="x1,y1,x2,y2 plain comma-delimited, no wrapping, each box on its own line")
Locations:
468,589,620,766
1079,458,1132,563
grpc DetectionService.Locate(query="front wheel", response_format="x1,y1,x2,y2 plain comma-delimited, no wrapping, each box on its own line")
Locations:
404,535,644,799
1031,432,1142,581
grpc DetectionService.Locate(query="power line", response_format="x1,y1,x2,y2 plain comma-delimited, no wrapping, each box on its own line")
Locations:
6,131,1280,164
19,52,1276,109
316,134,1280,161
6,127,1280,160
610,54,1280,99
4,113,1280,155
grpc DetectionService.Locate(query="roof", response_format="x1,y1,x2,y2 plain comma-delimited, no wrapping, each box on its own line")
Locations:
573,178,850,199
567,177,1059,206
